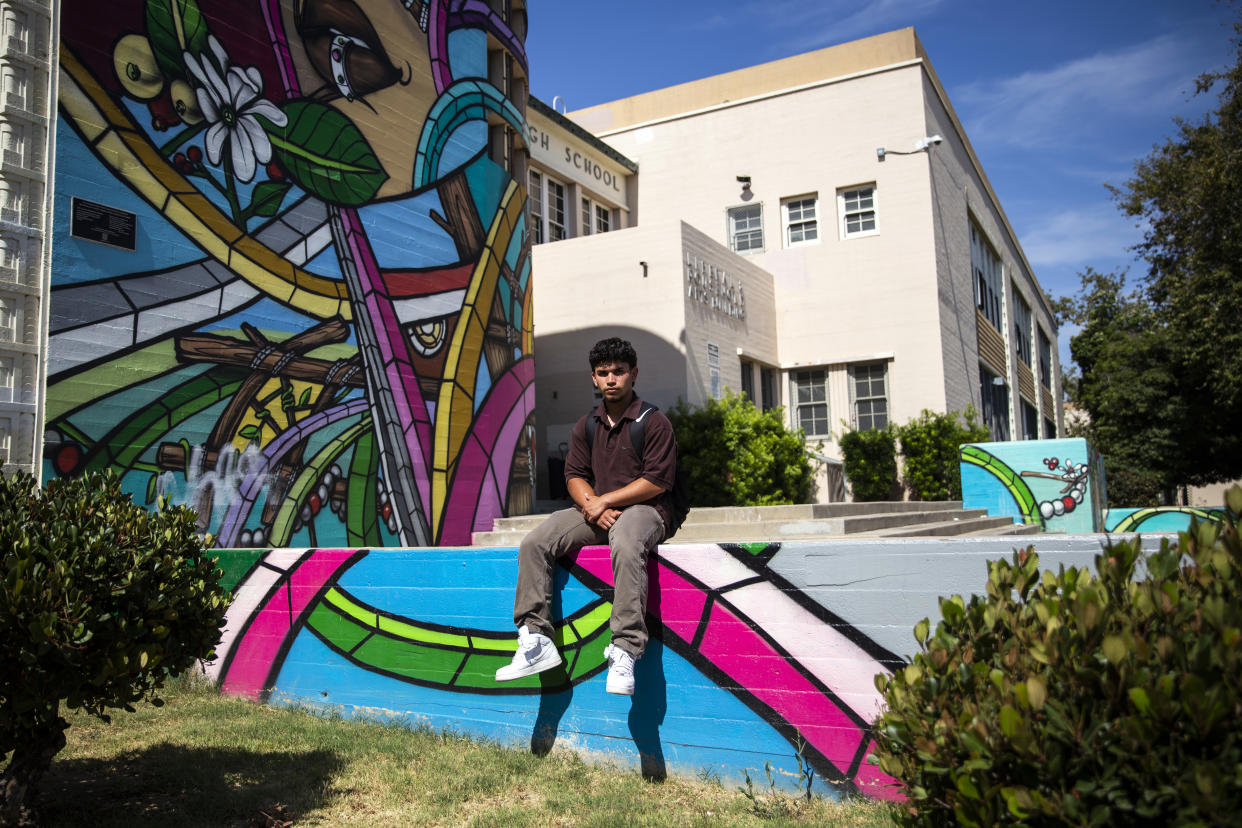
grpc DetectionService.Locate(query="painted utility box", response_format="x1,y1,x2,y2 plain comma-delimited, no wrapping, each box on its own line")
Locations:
960,438,1106,533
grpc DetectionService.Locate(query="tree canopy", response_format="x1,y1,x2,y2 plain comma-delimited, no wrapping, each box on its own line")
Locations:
1059,17,1242,502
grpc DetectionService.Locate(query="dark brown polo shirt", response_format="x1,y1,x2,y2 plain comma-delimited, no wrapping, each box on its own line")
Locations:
564,395,677,531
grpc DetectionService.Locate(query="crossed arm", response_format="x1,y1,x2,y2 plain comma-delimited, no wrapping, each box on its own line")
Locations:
568,476,668,531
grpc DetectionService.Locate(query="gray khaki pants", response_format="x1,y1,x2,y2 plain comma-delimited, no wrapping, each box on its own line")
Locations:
513,505,665,657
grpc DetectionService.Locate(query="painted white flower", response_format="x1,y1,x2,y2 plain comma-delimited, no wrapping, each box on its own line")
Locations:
183,36,287,184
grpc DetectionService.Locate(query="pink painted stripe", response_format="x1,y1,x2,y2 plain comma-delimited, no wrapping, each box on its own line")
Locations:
698,601,867,772
573,544,901,795
220,549,357,700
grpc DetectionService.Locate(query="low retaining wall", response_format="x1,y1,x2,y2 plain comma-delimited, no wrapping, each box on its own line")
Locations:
208,534,1166,800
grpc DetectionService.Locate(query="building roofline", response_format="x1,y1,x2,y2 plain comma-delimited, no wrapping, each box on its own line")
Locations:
528,96,638,173
562,27,1057,325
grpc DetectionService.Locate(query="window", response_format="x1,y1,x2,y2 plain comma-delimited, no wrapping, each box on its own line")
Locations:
793,369,829,436
838,185,877,238
979,364,1010,441
528,170,543,244
782,195,818,246
850,362,889,430
1020,399,1038,440
1013,291,1032,367
1038,329,1053,390
971,220,1003,331
1044,416,1057,439
728,204,763,252
0,356,11,403
0,294,15,341
527,169,565,244
760,366,777,412
580,198,611,235
740,359,755,401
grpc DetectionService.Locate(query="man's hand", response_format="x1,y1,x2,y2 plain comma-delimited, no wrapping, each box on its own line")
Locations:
581,493,612,524
595,508,623,530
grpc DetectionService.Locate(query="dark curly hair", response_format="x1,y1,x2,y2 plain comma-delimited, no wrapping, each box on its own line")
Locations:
588,337,637,370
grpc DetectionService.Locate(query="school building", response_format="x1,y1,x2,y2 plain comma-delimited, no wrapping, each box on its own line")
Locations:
524,27,1062,501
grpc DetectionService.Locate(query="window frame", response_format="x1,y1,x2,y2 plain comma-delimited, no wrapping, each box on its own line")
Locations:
971,219,1004,332
849,361,889,431
1013,290,1033,367
727,203,764,253
527,169,567,244
979,363,1011,441
781,194,819,247
792,368,830,437
838,184,878,239
1020,398,1039,441
1037,328,1053,390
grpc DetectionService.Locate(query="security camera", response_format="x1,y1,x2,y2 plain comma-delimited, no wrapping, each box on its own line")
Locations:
736,175,752,185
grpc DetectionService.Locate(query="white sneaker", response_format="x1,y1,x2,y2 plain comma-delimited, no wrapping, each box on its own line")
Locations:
495,625,563,681
604,643,636,695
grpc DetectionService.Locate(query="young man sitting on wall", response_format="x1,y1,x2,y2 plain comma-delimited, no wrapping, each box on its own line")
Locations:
495,337,677,695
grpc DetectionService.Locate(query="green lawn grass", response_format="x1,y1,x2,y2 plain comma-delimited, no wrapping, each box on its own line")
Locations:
15,678,901,827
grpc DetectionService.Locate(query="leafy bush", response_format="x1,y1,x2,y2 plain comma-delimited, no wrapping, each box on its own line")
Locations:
1,471,228,824
897,407,991,501
872,485,1242,826
667,392,814,506
839,426,898,501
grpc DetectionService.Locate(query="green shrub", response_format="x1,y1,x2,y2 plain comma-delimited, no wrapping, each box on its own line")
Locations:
839,426,898,501
897,407,991,501
1,471,228,824
667,392,814,506
872,485,1242,826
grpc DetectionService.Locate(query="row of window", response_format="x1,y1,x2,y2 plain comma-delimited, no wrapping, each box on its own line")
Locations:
528,169,613,244
727,185,876,253
787,361,888,437
971,218,1053,391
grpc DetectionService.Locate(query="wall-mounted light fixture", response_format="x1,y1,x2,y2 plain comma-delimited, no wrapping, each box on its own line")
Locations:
737,175,752,200
991,376,1007,387
639,260,648,278
876,135,943,161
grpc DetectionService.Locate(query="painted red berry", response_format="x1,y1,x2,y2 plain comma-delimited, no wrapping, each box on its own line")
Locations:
1062,496,1076,512
267,162,284,180
381,502,392,521
187,145,203,163
309,493,321,514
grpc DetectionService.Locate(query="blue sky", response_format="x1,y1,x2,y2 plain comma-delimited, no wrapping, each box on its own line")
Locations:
525,1,1236,365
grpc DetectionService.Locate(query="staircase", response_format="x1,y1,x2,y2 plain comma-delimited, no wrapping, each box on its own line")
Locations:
471,501,1039,546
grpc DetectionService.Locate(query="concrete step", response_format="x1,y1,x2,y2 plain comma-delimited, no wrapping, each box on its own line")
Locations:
960,521,1042,537
487,500,964,532
860,514,1022,538
470,506,1013,546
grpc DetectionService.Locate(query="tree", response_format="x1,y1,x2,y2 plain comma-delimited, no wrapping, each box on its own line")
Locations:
1056,269,1187,506
1058,16,1242,498
666,393,814,506
1,471,227,825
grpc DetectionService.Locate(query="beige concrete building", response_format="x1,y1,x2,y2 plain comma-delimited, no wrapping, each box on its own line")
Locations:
526,28,1062,501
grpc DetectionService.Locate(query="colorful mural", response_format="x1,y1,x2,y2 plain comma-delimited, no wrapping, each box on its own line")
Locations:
1104,506,1225,533
45,0,532,547
208,541,906,800
961,438,1107,532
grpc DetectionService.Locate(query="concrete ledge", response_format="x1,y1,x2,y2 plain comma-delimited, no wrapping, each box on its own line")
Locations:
208,534,1168,800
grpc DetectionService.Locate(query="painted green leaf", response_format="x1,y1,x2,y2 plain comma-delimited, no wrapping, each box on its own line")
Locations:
239,425,262,440
246,180,292,220
263,103,388,206
298,387,313,407
144,0,211,81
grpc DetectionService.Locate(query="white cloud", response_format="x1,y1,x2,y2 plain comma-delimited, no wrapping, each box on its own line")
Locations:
956,34,1207,150
1019,205,1145,269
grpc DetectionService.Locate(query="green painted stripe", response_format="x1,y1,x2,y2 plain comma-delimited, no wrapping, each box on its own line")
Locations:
306,590,613,691
961,445,1041,524
308,601,372,653
270,417,371,546
324,587,377,627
